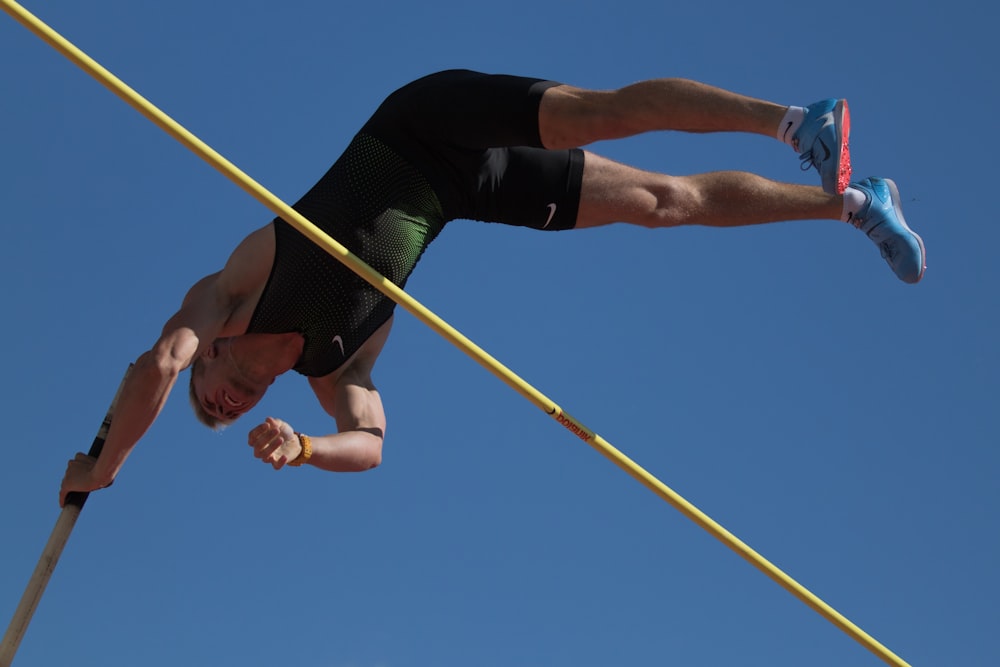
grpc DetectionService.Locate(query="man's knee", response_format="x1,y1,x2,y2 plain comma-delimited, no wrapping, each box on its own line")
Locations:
643,178,699,228
578,155,695,229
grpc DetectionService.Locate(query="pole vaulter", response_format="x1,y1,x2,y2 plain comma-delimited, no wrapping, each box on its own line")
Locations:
0,2,912,666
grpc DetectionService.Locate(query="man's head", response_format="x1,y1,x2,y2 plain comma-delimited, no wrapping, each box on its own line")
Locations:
188,338,270,429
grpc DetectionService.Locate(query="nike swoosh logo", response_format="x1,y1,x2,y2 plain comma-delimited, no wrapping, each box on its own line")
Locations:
543,203,557,229
782,120,794,142
817,138,831,162
332,335,345,356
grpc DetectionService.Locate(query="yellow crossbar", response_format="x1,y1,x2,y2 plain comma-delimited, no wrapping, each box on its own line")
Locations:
0,2,911,665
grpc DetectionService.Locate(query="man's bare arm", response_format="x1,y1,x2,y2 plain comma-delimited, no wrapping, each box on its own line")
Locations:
58,225,275,504
246,361,386,472
58,274,231,505
307,365,386,471
245,319,392,472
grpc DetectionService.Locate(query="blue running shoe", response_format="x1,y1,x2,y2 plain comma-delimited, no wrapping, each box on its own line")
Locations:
792,99,851,195
847,178,926,284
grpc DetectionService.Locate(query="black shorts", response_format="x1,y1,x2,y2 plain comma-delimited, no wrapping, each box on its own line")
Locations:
360,69,584,231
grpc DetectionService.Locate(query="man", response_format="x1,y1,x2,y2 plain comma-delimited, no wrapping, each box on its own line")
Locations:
59,70,925,505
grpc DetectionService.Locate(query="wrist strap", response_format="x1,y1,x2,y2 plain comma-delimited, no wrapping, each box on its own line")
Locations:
289,433,312,467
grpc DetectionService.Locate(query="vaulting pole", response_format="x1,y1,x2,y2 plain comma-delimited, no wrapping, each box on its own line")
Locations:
0,365,133,667
0,2,910,665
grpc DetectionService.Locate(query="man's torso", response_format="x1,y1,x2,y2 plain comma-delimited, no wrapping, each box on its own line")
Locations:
242,133,446,377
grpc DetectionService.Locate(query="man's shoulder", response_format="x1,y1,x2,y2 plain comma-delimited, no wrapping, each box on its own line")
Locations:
228,224,276,278
216,223,276,329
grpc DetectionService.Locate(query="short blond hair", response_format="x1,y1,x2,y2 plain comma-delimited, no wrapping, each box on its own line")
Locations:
188,358,232,431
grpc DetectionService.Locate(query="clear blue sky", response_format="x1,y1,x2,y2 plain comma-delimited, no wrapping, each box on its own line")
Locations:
1,1,996,666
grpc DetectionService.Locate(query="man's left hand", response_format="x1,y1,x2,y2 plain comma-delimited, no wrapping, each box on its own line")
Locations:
59,453,111,507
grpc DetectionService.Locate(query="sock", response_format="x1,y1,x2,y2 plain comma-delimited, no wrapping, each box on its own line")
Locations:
777,106,805,150
841,186,866,224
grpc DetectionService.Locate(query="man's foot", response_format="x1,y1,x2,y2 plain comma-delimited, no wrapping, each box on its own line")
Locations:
847,177,926,284
793,99,851,195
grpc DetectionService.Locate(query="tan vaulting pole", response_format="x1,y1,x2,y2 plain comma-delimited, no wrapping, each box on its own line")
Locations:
0,2,910,665
0,366,133,667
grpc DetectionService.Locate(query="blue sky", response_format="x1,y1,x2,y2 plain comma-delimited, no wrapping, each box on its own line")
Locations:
1,1,996,666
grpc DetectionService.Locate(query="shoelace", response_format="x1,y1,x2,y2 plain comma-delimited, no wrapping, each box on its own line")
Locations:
798,134,832,173
799,150,820,172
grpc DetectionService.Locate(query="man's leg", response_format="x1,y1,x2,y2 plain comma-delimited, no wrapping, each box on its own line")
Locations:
574,152,926,284
539,79,850,196
538,79,786,148
575,152,839,229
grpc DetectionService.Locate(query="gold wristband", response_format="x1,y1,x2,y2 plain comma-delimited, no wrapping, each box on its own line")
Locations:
289,433,312,467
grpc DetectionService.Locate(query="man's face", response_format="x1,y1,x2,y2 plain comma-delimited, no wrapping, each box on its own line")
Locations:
192,340,267,422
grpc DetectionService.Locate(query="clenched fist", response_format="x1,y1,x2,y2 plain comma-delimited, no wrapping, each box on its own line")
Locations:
247,417,302,470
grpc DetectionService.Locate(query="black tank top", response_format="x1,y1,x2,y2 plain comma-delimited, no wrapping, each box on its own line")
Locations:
246,133,445,376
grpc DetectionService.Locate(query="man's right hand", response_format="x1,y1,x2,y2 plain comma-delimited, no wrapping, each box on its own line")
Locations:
247,416,302,470
59,452,110,507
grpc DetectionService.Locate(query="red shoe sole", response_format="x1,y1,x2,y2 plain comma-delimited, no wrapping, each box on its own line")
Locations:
836,100,852,194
